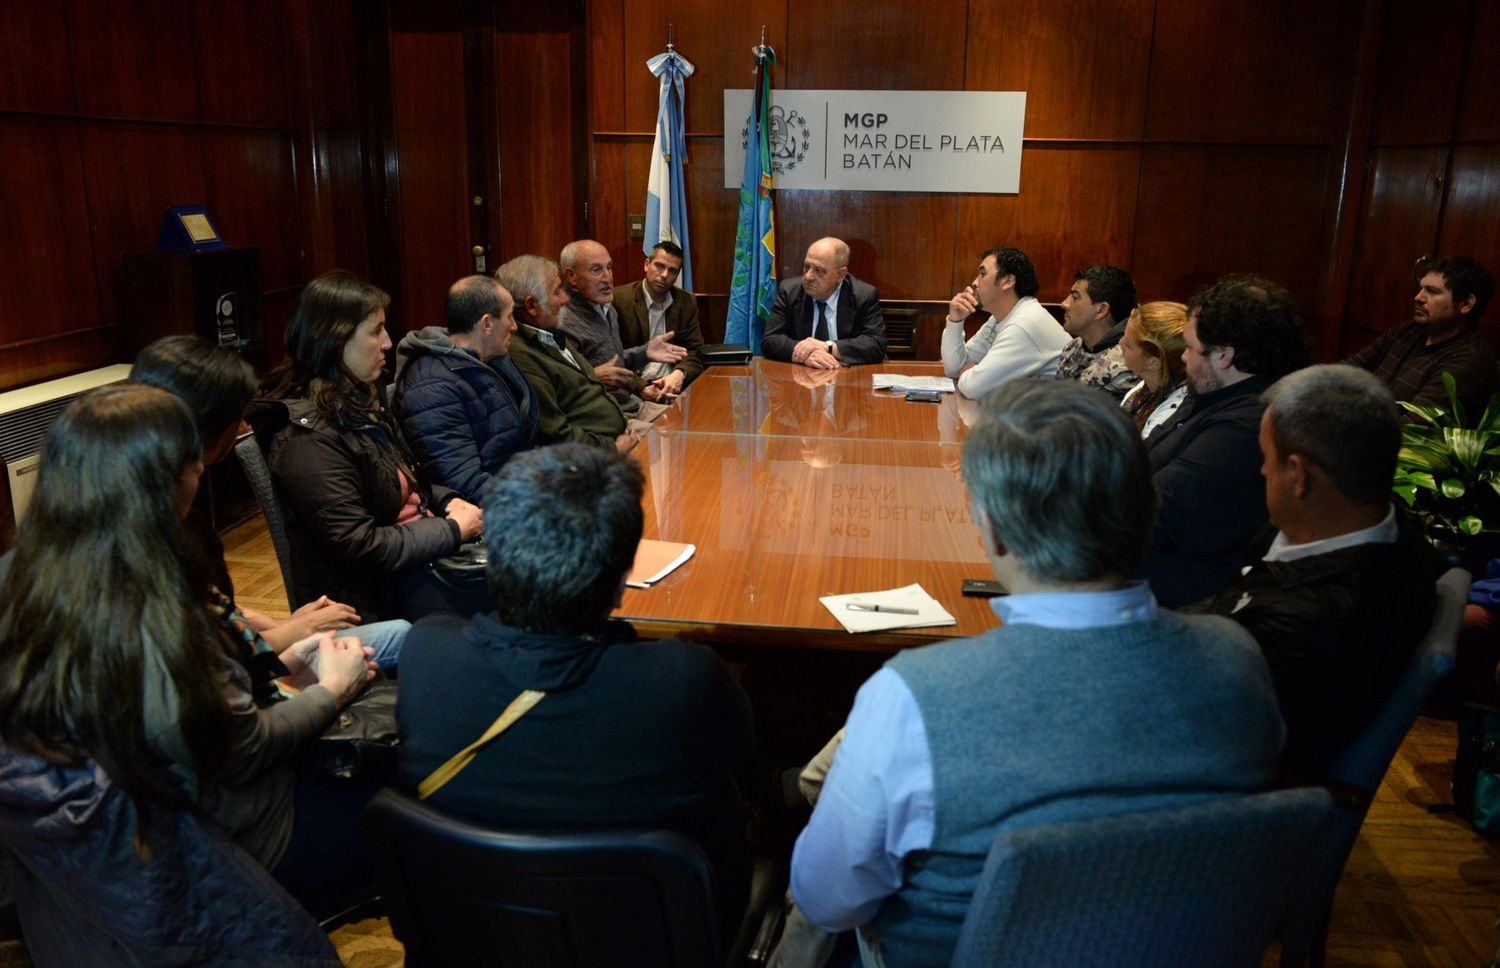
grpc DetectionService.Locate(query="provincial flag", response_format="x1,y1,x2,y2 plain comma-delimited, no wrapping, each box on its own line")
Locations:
726,42,777,353
645,47,695,289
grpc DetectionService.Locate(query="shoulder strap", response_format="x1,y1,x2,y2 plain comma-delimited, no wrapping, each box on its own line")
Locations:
417,689,546,800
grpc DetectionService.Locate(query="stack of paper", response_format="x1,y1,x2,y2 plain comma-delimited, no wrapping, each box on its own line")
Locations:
872,374,956,393
820,583,956,633
626,540,695,588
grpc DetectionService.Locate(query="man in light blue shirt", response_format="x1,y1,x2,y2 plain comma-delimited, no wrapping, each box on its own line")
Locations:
787,379,1285,967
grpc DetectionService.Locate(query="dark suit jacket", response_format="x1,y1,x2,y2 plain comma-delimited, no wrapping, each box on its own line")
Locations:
762,275,886,365
612,281,706,386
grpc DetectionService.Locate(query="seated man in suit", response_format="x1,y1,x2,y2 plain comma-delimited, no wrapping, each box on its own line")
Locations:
393,274,539,503
495,254,639,453
556,238,687,413
1343,254,1497,424
612,240,706,401
1137,274,1310,607
790,379,1283,967
1202,365,1437,779
762,237,885,367
942,245,1070,399
395,442,755,934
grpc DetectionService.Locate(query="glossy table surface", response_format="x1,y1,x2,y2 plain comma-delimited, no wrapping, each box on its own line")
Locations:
614,360,998,652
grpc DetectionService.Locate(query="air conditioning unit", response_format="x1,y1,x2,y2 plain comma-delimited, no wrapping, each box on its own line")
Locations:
0,365,134,536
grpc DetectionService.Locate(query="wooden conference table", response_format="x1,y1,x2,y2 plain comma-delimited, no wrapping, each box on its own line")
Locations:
614,359,999,653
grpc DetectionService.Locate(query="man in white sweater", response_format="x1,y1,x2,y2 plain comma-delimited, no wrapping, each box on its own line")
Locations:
942,246,1069,399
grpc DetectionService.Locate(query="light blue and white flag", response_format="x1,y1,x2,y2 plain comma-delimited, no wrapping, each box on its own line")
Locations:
645,48,695,290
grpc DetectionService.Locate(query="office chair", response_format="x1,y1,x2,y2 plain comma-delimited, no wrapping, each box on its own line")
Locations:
1279,566,1467,967
949,787,1334,968
361,788,723,968
233,434,316,610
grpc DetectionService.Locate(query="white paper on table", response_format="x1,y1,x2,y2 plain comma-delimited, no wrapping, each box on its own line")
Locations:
820,582,957,633
871,374,956,393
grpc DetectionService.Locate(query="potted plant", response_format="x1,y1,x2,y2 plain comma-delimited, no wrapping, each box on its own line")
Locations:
1392,372,1500,569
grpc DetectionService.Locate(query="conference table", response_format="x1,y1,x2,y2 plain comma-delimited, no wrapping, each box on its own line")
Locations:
614,359,1000,654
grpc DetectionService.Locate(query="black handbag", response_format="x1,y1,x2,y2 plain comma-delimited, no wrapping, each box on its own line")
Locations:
310,676,399,786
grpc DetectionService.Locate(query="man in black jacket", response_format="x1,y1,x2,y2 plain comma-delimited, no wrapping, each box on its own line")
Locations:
762,237,886,367
1137,274,1309,606
1203,365,1437,778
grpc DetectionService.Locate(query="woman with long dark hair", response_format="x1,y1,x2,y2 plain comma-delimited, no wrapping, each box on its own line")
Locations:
0,385,374,917
248,271,488,621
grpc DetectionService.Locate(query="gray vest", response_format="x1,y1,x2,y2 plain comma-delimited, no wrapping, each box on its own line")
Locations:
871,613,1284,966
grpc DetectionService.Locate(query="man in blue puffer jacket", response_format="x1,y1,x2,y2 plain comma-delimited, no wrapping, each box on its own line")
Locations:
394,274,540,503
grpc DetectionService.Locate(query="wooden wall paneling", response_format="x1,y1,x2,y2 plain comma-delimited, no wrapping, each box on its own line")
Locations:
1132,146,1335,320
967,0,1153,141
0,1,77,113
586,0,627,132
260,288,301,372
496,4,587,260
616,0,788,134
1340,146,1448,353
387,14,473,333
775,193,957,302
785,1,965,91
0,331,126,392
1368,0,1470,146
1438,144,1500,348
79,123,209,326
66,0,200,122
1308,0,1385,363
1145,0,1361,145
323,132,372,277
592,139,631,266
201,131,301,291
1455,0,1499,143
192,0,290,128
953,145,1142,300
0,119,102,390
304,0,364,132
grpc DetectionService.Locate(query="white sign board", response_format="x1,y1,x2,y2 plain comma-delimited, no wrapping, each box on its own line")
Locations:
723,89,1026,194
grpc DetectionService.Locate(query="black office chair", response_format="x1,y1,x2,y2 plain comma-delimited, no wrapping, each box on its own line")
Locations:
1278,566,1466,967
233,434,317,610
361,788,723,968
949,787,1334,968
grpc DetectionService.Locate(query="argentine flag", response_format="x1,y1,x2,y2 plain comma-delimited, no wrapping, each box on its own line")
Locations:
645,49,694,290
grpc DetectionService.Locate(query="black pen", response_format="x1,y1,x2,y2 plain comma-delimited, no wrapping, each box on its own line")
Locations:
847,603,919,615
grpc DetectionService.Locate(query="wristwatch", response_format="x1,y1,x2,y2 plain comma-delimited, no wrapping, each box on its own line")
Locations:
826,340,835,355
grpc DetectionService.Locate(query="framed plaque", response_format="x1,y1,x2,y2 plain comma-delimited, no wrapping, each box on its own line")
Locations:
155,205,229,253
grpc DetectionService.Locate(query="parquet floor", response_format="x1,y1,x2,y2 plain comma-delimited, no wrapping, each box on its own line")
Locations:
219,516,1500,968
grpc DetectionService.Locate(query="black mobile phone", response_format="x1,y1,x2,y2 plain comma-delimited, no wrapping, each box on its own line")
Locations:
905,389,942,403
962,578,1008,597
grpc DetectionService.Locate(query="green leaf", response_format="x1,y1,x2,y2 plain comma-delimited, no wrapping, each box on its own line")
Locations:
1477,390,1500,434
1442,478,1467,498
1393,484,1418,506
1460,514,1483,536
1397,443,1455,473
1446,427,1488,470
1394,469,1438,491
1444,371,1467,427
1398,400,1448,428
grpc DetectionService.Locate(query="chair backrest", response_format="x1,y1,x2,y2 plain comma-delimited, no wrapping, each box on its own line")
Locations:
233,434,315,610
1278,565,1466,963
1324,565,1465,790
361,788,722,968
949,787,1334,968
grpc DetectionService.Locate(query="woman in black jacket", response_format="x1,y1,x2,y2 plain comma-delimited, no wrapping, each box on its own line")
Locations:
249,271,489,621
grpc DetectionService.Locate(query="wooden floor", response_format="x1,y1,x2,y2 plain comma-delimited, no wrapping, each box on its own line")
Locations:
219,516,1500,967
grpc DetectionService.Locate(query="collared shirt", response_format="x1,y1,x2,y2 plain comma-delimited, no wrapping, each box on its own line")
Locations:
790,581,1159,931
525,324,581,371
641,282,676,382
1263,504,1399,563
816,284,843,342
